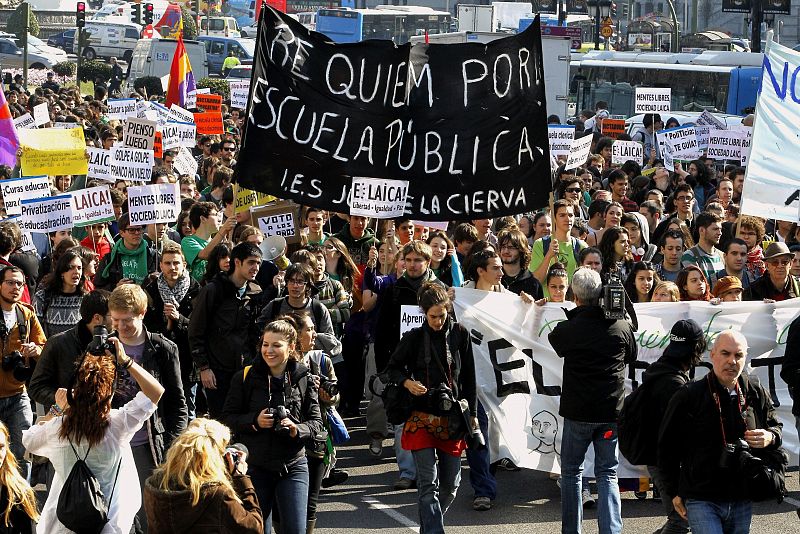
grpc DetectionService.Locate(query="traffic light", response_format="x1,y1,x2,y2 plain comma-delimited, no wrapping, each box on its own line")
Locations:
144,3,154,24
76,1,86,28
610,1,617,17
131,3,142,24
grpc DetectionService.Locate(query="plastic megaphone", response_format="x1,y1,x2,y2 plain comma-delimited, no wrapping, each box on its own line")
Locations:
260,235,290,270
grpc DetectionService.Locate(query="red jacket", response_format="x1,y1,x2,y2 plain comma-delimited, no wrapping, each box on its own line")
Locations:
80,235,112,261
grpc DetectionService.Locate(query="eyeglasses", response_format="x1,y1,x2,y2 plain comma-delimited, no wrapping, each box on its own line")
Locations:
768,259,791,266
222,146,235,151
124,227,143,233
565,187,582,193
287,279,306,286
676,196,694,202
2,280,23,288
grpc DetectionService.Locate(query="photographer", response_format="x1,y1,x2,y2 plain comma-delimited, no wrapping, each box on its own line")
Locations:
222,319,323,534
548,267,637,534
658,331,783,532
144,418,263,533
386,282,477,534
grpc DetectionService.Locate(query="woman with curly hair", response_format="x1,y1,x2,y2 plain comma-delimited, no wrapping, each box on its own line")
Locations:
0,421,38,533
22,340,164,533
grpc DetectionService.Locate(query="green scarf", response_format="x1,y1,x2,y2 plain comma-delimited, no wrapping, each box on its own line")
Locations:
102,238,149,284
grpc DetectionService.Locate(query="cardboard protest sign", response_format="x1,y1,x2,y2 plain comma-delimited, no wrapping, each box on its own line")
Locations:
548,125,574,157
696,110,727,130
1,176,50,215
13,113,35,130
70,185,115,227
107,98,138,120
173,146,198,176
251,201,302,244
707,129,746,161
123,118,158,151
196,93,223,112
127,183,181,225
737,126,753,165
348,177,409,218
18,128,88,175
234,8,552,220
110,146,155,182
32,102,49,127
153,131,163,160
612,140,643,165
600,118,626,139
657,126,700,160
634,87,671,114
230,80,250,109
564,134,593,170
87,147,112,182
162,121,196,150
20,194,73,233
168,104,195,124
399,304,425,336
52,122,81,129
235,187,275,214
193,112,224,135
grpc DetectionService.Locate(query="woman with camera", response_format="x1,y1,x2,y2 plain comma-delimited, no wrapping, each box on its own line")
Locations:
222,319,323,534
143,418,263,533
386,282,478,534
21,338,164,533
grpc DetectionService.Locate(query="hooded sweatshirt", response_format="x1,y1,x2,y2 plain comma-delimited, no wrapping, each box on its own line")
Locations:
333,223,376,268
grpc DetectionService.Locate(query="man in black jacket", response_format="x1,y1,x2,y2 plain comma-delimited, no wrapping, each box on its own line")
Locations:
548,267,637,533
498,228,543,299
659,331,783,532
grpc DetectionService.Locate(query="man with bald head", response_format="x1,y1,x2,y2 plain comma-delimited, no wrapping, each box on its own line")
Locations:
658,331,783,533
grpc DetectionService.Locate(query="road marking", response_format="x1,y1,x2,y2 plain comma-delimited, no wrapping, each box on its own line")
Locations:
785,496,800,508
362,496,419,533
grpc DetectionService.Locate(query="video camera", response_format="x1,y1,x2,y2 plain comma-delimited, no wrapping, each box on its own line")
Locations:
600,273,638,329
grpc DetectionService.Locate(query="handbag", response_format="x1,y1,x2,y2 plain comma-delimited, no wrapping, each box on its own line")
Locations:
319,355,350,444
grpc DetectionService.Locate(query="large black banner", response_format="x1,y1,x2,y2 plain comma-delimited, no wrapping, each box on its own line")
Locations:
235,8,552,221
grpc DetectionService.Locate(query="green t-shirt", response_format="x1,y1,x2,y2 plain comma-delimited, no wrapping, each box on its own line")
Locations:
529,236,587,298
182,235,208,282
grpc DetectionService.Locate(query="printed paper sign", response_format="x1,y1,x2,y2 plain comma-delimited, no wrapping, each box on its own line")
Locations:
195,93,222,112
33,102,49,127
696,110,727,130
18,128,88,175
565,134,593,170
107,98,138,120
707,130,746,161
229,80,250,109
548,125,574,157
20,194,73,233
1,176,50,215
110,146,155,182
161,121,196,150
70,185,115,227
235,187,275,214
127,183,181,225
612,140,644,165
19,230,35,252
123,118,158,151
257,212,296,238
399,304,425,336
348,177,409,218
634,87,671,114
168,104,195,124
135,100,151,119
173,147,198,176
663,143,675,172
600,118,626,139
657,126,700,160
13,113,35,130
193,112,224,135
87,147,112,181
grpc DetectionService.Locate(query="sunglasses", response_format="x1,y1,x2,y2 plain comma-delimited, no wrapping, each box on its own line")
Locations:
565,187,582,193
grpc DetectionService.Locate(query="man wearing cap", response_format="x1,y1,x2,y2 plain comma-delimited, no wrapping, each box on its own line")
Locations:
41,72,59,92
744,242,800,301
94,213,159,290
712,276,743,302
641,319,706,534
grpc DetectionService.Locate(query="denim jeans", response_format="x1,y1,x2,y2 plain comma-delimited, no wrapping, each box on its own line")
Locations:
184,382,197,421
685,499,752,534
560,419,622,534
648,465,689,534
132,443,156,533
203,369,235,420
249,458,309,534
466,401,496,499
412,448,462,534
0,392,33,479
395,424,416,480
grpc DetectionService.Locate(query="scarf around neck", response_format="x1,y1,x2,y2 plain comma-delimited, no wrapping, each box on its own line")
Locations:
747,246,766,278
157,271,191,307
103,238,149,284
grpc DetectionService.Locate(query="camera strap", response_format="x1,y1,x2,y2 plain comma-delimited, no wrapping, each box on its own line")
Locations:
706,373,747,447
423,325,453,392
266,368,292,408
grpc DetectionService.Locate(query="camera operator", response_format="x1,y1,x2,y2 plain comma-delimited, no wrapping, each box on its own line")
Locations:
144,418,263,533
0,267,46,479
385,282,478,534
658,331,783,532
548,267,637,534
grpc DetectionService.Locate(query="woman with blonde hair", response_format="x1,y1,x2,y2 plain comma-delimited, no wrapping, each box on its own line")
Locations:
144,418,263,533
0,421,38,533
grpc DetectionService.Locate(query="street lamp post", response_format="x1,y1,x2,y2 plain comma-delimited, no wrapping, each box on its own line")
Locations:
586,0,612,50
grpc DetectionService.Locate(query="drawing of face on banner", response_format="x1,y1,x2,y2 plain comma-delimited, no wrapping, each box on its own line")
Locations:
529,410,559,457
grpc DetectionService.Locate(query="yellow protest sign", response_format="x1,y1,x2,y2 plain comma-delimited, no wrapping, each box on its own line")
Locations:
235,187,275,214
18,128,88,176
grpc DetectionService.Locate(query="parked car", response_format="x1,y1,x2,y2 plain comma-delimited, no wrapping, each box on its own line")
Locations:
46,29,75,53
197,36,254,76
0,37,63,69
72,20,142,62
19,34,69,61
225,64,251,80
240,23,257,37
199,16,241,37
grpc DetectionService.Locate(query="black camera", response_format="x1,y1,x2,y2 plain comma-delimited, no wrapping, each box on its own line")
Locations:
428,383,456,413
87,325,116,357
270,405,290,435
601,274,626,320
719,438,761,470
319,376,339,397
1,351,34,382
457,399,486,450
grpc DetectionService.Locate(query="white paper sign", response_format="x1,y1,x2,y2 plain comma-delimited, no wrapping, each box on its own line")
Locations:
185,88,210,110
70,185,115,227
32,102,49,127
548,125,575,157
696,110,727,130
110,146,155,182
707,130,746,161
135,100,151,119
695,125,712,152
612,140,644,165
1,175,50,215
107,98,138,120
52,122,81,129
151,102,171,127
738,126,753,165
229,80,250,109
634,87,671,114
19,230,35,252
399,304,425,336
127,183,181,225
564,134,593,170
173,146,198,176
20,194,73,232
657,126,700,160
161,121,197,150
257,212,296,238
87,147,112,182
348,177,409,218
13,113,35,130
123,118,157,151
663,143,675,172
168,104,195,124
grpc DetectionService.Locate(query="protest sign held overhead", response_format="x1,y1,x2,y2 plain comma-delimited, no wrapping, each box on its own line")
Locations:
168,104,195,124
162,121,197,150
13,114,34,130
657,125,700,160
564,133,593,170
1,176,50,215
612,140,643,165
20,194,74,233
173,146,198,176
127,183,181,225
348,177,410,218
18,128,88,176
548,125,574,157
634,87,671,114
110,146,155,182
696,110,727,130
193,111,224,135
235,187,275,214
70,185,116,227
108,98,138,120
87,148,112,182
600,118,625,139
707,129,745,161
230,80,250,109
234,7,552,221
123,118,158,151
196,93,223,112
33,102,49,127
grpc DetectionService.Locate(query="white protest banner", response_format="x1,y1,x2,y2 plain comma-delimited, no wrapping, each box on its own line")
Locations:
185,88,210,110
657,125,700,159
13,113,35,130
257,211,296,238
168,104,195,124
399,304,425,336
172,146,198,176
161,121,196,150
32,102,49,127
707,129,745,161
0,175,50,215
612,140,643,165
70,185,115,227
20,194,73,233
127,183,181,225
107,98,138,120
696,110,727,130
452,289,800,476
348,177,409,218
123,118,157,151
547,125,574,157
110,146,155,182
87,147,112,182
634,87,671,114
230,80,250,109
413,221,449,231
564,134,593,170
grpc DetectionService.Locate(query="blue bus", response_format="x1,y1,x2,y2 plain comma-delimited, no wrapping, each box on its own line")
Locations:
316,6,452,44
571,50,763,116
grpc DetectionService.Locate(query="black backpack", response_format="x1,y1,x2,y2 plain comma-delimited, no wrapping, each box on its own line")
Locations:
617,381,656,466
56,441,121,534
